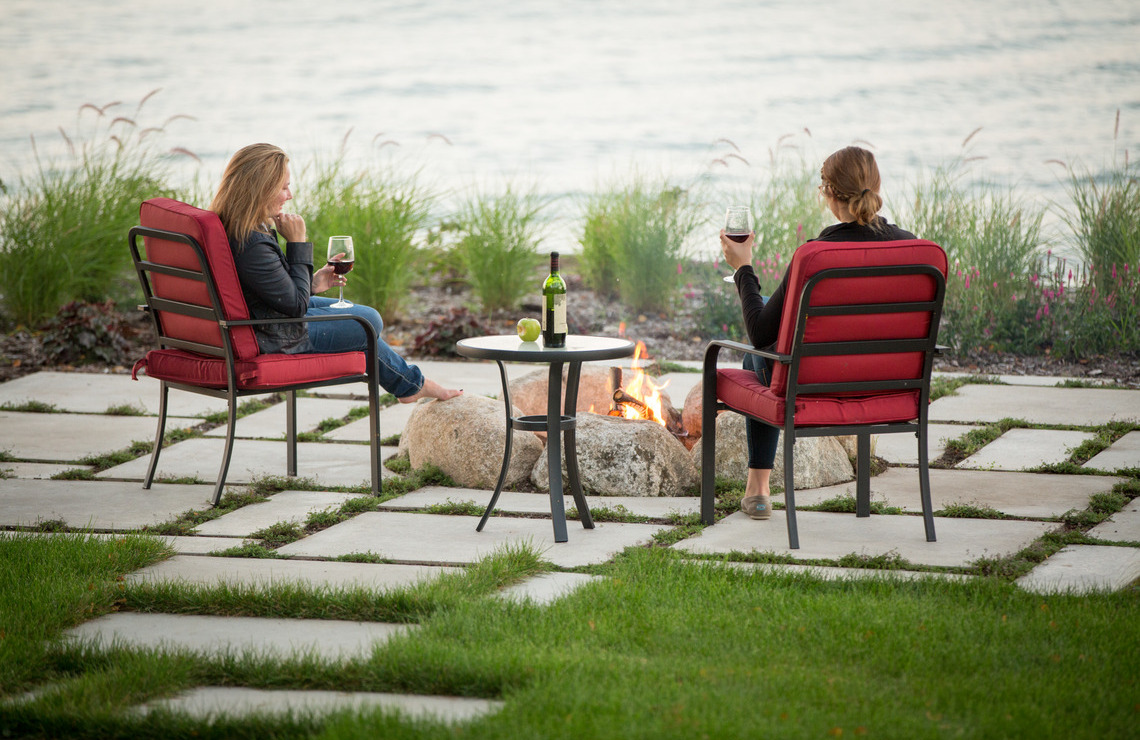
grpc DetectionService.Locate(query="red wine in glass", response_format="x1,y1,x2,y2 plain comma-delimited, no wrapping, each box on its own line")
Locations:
332,261,354,275
723,206,754,281
327,236,354,308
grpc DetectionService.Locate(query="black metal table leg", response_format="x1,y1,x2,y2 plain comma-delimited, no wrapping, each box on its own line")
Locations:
564,361,594,529
477,360,514,532
546,360,570,542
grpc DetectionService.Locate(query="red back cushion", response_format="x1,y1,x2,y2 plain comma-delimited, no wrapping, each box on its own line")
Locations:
769,239,948,395
139,198,260,360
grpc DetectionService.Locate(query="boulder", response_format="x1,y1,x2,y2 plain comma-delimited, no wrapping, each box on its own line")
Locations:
680,381,704,450
531,413,698,497
400,395,542,489
691,412,855,489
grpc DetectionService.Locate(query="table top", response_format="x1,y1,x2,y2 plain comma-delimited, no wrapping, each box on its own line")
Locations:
455,334,636,363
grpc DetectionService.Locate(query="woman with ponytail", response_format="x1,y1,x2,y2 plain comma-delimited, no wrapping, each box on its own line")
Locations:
718,146,917,521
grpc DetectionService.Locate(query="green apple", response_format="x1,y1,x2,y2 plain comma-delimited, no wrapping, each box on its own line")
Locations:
517,317,541,342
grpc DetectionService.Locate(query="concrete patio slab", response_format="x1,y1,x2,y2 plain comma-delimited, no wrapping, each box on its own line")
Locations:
325,402,418,442
1086,497,1140,543
158,535,251,555
0,461,91,479
497,572,604,605
1016,545,1140,594
929,384,1140,426
873,423,982,466
379,486,701,520
127,555,459,590
137,687,502,724
312,361,535,401
1085,431,1140,473
0,371,226,417
932,372,1112,388
792,467,1122,519
0,411,196,462
673,510,1056,568
957,428,1096,471
65,612,411,660
276,511,673,568
656,372,702,403
0,479,213,530
204,398,365,439
193,491,362,537
96,438,399,488
701,559,973,584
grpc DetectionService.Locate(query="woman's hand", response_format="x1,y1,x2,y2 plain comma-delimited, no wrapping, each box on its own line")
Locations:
312,253,348,295
719,229,755,271
273,212,307,243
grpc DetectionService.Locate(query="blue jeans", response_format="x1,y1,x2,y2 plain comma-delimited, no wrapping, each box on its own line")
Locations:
743,352,779,469
301,297,424,399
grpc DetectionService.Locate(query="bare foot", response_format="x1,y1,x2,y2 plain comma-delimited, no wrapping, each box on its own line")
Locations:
398,378,462,404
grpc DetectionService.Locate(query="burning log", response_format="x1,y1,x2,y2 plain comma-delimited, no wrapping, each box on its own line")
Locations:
611,389,687,439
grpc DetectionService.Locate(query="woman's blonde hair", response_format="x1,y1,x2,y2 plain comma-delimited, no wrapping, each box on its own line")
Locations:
820,146,883,227
209,143,289,246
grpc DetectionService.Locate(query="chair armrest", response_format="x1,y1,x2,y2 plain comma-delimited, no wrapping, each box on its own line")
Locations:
703,339,789,367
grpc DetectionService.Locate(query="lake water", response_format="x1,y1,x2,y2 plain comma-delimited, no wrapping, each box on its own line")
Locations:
2,0,1137,252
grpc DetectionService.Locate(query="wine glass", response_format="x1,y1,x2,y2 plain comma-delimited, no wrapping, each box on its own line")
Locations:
327,236,355,308
722,206,753,282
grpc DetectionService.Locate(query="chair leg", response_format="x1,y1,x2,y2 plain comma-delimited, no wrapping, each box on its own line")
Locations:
143,381,170,490
368,372,382,497
212,393,239,507
918,423,937,542
856,432,871,518
783,430,799,549
286,390,298,477
700,373,719,526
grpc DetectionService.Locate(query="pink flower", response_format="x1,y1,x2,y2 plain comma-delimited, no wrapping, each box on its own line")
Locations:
713,258,720,270
1035,307,1043,321
956,269,963,277
965,276,971,290
993,281,998,289
1043,303,1050,317
677,263,683,275
796,223,804,242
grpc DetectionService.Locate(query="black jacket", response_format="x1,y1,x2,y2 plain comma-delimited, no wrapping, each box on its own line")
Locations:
231,228,313,354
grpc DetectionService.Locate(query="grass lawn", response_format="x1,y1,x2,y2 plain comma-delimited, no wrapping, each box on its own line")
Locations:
2,532,1137,739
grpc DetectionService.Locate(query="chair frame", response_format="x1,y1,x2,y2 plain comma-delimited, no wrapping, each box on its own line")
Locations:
700,263,946,549
129,225,383,505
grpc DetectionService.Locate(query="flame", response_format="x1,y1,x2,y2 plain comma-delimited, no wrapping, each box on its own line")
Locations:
618,341,669,425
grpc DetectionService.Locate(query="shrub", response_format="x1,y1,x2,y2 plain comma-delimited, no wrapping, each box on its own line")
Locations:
0,93,191,327
578,177,701,312
410,306,494,357
451,185,548,312
39,300,132,366
301,149,434,318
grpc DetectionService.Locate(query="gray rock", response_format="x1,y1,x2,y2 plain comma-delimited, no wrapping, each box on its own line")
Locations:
680,381,704,450
692,412,855,489
531,413,698,497
402,395,542,489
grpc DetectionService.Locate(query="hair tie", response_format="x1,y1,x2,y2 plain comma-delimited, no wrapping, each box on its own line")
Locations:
861,188,872,197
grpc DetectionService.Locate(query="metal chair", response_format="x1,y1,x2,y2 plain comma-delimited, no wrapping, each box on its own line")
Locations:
700,239,948,549
128,197,383,505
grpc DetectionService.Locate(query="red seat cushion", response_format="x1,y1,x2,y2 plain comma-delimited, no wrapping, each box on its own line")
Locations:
139,198,261,361
717,368,920,427
138,349,366,390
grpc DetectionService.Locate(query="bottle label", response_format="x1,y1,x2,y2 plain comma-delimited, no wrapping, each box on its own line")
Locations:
552,294,567,333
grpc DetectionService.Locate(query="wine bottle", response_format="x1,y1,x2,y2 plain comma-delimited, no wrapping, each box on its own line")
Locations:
541,251,567,348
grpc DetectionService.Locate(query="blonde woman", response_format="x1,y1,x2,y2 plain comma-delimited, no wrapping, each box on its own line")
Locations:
719,146,916,519
210,143,460,403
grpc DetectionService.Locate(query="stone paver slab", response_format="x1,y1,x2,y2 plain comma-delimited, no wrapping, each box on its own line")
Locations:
0,462,91,479
933,372,1115,388
1016,545,1140,594
194,491,361,537
96,438,399,488
0,371,225,417
929,384,1140,426
137,686,501,723
704,559,973,583
160,535,251,555
497,572,604,605
66,612,410,660
1085,431,1140,472
0,479,213,530
1087,498,1140,543
0,411,196,462
380,486,700,519
957,428,1096,471
673,510,1056,568
326,402,417,442
127,555,459,590
204,398,366,439
277,511,673,568
872,424,982,466
793,467,1122,519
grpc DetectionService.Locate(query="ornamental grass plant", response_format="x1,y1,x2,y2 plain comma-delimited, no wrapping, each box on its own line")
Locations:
0,94,191,328
301,150,435,319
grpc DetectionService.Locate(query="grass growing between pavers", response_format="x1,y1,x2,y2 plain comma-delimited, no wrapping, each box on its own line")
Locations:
3,537,1138,739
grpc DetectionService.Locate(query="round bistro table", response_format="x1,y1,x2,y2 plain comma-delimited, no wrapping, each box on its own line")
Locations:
454,334,636,542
